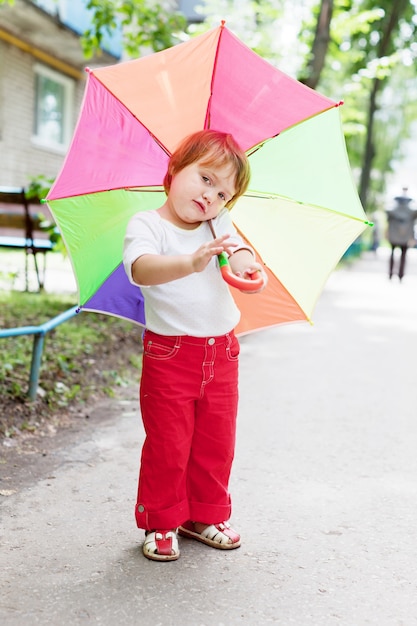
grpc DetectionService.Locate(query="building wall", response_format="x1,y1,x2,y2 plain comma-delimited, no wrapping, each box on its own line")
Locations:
0,0,200,190
0,39,85,188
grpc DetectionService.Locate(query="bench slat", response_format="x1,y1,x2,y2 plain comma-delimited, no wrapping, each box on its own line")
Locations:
0,213,44,230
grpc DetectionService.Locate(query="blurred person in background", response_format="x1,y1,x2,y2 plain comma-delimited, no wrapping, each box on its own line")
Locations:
386,187,417,281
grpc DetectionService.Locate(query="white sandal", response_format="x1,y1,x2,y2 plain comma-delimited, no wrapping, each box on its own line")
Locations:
178,521,241,550
143,530,180,561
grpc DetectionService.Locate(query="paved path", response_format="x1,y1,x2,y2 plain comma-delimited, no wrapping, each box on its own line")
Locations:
2,247,417,625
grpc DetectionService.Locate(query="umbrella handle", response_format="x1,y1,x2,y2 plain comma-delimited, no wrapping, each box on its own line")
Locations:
218,252,264,292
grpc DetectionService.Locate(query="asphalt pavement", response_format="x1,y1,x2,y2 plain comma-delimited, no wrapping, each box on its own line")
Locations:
2,246,417,626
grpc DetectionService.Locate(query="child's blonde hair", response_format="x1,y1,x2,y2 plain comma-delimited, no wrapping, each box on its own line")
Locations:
163,130,250,208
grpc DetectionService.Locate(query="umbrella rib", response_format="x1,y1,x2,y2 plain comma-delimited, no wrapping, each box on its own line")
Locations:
204,21,226,130
243,192,372,225
125,186,165,193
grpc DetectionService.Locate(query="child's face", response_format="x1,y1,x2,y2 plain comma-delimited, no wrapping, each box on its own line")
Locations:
165,160,236,228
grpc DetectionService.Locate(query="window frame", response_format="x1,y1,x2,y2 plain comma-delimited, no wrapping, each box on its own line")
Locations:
32,63,74,154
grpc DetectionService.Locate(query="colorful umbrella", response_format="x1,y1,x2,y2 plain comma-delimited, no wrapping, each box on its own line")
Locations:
46,22,369,336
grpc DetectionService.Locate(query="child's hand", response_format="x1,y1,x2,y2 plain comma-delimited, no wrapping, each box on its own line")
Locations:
191,235,237,273
228,249,268,293
235,262,268,294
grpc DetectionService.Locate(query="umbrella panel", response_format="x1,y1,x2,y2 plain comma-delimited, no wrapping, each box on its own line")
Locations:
49,189,165,304
249,107,366,221
232,196,365,319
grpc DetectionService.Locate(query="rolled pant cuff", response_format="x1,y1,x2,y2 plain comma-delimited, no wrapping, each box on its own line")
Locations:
189,500,232,524
135,499,189,530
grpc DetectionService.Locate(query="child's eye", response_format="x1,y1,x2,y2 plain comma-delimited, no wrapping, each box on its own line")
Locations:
202,175,210,184
219,192,226,201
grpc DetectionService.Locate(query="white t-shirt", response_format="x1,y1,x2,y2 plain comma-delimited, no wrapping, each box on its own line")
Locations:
123,209,250,337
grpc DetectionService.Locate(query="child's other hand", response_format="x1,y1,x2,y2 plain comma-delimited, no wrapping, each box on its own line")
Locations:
228,249,267,294
235,262,268,294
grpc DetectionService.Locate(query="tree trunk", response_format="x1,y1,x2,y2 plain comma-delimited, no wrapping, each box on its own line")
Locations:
359,79,379,207
359,0,410,208
302,0,334,89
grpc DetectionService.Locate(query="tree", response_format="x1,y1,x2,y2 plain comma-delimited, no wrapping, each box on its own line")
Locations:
299,0,417,212
82,0,188,58
189,0,291,69
299,0,334,89
351,0,417,208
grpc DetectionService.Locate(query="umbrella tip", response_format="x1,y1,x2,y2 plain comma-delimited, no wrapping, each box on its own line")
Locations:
85,67,92,74
221,19,226,27
336,100,344,107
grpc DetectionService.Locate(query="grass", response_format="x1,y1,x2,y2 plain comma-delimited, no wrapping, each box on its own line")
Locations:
0,290,143,437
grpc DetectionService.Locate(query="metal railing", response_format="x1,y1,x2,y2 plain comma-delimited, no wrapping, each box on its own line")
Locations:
0,305,79,400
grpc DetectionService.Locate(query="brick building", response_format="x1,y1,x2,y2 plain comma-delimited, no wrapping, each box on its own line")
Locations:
0,0,200,189
0,0,122,188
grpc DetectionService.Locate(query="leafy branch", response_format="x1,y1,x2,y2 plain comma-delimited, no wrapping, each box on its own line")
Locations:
83,0,188,58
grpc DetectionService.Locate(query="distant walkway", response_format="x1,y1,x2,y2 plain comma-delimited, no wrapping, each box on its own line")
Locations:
349,243,417,279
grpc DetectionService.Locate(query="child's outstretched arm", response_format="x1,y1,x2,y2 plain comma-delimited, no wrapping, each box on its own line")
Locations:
132,234,236,286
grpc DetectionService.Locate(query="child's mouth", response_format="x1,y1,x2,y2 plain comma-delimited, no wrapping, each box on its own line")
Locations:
193,200,206,213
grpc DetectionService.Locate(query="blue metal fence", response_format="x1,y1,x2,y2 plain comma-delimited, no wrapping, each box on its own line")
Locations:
0,305,79,401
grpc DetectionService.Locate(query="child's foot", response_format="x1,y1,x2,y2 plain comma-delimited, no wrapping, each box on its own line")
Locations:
178,521,241,549
143,530,180,561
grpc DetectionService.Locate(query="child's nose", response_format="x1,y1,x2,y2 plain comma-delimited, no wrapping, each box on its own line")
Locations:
203,189,214,203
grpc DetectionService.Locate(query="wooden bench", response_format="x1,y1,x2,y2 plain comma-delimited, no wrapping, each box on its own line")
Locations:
0,186,55,291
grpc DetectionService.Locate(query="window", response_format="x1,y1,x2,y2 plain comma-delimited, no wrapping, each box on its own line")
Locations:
33,64,74,152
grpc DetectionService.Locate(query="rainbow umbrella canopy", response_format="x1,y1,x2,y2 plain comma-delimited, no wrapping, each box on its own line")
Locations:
46,23,369,336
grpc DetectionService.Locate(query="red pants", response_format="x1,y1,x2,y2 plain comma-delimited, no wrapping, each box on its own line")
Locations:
135,329,240,530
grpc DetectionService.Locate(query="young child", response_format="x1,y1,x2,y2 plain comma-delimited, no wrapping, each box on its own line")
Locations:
123,129,266,561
